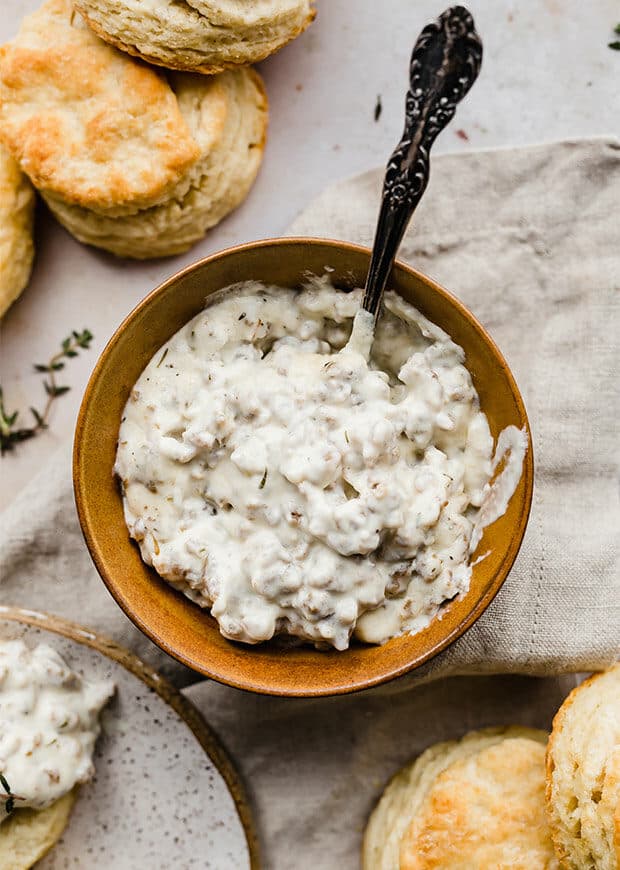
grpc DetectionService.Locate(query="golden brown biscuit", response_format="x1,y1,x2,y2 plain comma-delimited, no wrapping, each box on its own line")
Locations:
0,0,200,213
363,727,558,870
546,665,620,870
0,0,268,259
73,0,315,75
0,790,76,870
43,67,268,258
0,144,34,317
400,735,558,869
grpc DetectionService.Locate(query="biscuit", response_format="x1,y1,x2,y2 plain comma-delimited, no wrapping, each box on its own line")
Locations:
73,0,316,75
546,664,620,870
0,0,201,213
0,790,76,870
0,144,35,317
43,67,268,258
363,727,558,870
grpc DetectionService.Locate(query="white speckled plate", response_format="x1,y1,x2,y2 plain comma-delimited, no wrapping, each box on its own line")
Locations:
0,607,258,869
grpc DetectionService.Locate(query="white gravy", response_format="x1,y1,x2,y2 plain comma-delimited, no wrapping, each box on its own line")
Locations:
0,640,114,817
115,279,525,649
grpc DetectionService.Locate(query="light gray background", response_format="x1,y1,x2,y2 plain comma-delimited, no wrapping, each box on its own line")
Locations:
1,0,619,503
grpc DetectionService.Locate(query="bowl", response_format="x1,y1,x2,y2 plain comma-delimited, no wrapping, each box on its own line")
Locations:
74,238,533,697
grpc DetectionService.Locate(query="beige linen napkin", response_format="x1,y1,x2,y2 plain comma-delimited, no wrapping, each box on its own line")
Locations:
0,138,618,868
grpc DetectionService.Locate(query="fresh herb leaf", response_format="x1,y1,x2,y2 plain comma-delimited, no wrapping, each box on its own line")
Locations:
374,94,382,122
0,772,24,814
30,407,47,428
44,380,70,397
609,40,620,50
1,404,18,429
1,329,94,455
259,469,268,489
73,329,93,348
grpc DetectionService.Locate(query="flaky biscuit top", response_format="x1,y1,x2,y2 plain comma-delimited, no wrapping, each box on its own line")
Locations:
0,0,201,214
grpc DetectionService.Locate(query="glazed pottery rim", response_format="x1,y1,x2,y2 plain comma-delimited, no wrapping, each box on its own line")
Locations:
0,605,260,867
74,237,534,697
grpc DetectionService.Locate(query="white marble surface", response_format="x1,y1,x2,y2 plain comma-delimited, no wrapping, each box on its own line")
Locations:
1,0,618,505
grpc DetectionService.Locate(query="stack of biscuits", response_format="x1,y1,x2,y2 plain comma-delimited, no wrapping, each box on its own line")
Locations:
0,0,315,312
364,664,620,869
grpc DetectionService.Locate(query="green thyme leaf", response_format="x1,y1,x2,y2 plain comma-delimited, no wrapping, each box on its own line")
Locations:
30,407,47,428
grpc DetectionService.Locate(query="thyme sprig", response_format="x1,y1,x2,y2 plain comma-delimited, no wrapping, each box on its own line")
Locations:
0,772,24,817
0,329,93,455
609,22,620,50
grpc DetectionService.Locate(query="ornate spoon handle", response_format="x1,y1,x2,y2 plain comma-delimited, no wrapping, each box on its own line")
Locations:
362,6,483,317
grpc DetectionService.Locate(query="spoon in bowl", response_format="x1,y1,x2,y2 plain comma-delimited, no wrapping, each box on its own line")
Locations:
362,5,483,322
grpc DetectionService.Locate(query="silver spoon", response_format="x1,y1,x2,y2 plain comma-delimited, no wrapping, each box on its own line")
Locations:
362,6,483,319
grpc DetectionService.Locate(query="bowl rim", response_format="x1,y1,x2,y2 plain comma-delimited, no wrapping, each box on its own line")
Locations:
74,236,534,696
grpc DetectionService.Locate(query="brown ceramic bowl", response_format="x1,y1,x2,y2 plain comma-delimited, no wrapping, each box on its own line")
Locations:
74,238,533,697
